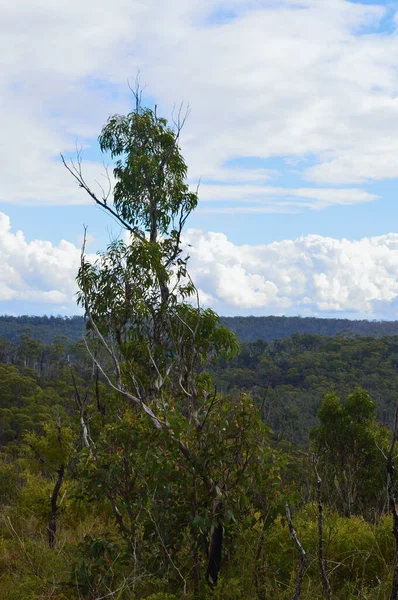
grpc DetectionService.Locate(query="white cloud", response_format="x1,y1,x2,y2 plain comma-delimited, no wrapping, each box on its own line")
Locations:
197,185,378,212
1,0,398,209
3,211,398,318
0,212,83,310
184,228,398,317
151,0,397,187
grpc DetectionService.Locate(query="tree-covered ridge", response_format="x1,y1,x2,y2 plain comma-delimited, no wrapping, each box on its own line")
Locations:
0,315,85,344
212,333,398,443
222,315,398,342
3,314,398,345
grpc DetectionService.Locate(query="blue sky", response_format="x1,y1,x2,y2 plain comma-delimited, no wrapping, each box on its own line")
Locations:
2,0,398,319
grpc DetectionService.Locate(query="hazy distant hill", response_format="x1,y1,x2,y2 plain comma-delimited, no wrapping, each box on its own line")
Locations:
221,315,398,342
0,315,85,344
2,314,398,344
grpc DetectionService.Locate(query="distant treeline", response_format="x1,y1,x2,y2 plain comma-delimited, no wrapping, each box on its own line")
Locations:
2,313,398,344
222,315,398,341
0,315,85,344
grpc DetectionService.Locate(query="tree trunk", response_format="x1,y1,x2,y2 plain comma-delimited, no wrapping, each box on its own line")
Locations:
193,540,200,598
206,503,223,586
48,464,65,549
313,455,331,600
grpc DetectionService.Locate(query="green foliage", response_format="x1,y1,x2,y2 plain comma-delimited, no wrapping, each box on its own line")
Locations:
24,423,74,469
0,517,75,600
311,388,389,516
212,333,398,443
0,341,397,597
0,364,54,445
17,473,54,522
99,107,198,241
72,535,130,598
76,100,239,417
0,455,25,505
262,505,395,599
0,315,85,344
72,392,282,595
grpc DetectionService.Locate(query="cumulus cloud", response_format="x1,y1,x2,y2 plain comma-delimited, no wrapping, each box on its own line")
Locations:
184,228,398,317
2,212,398,318
1,0,398,210
0,212,83,311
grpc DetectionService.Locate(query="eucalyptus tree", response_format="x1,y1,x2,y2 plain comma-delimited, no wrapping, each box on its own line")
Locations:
63,94,238,434
62,92,277,595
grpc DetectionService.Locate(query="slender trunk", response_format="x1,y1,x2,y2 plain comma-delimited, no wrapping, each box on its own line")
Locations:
149,200,157,245
48,464,65,549
177,442,224,586
148,195,169,307
206,502,223,585
193,540,200,598
192,479,201,598
95,366,105,420
313,455,331,600
254,529,266,598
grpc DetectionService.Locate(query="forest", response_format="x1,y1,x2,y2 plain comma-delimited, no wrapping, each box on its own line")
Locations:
1,330,398,598
2,96,398,600
3,313,398,345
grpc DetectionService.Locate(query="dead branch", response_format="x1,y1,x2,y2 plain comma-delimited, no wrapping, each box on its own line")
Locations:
61,153,145,240
285,503,306,600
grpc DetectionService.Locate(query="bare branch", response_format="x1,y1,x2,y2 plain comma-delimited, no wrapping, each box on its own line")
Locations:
172,101,191,137
200,389,218,431
83,338,165,430
70,368,93,448
61,153,145,240
286,503,306,600
127,72,147,112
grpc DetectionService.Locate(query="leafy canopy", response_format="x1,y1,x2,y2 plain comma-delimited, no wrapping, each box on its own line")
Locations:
99,107,198,243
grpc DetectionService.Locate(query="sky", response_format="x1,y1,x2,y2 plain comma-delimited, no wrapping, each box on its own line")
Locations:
2,0,398,318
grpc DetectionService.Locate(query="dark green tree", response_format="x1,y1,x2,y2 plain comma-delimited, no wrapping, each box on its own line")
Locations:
311,388,389,517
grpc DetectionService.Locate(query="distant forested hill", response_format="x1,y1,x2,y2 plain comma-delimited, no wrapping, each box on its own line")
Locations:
221,315,398,341
2,314,398,344
211,333,398,443
0,315,85,344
